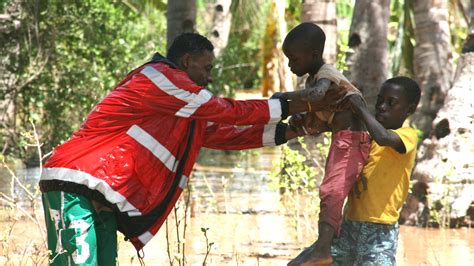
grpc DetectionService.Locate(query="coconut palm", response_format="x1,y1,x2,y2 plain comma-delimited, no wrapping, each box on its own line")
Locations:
411,0,453,135
344,0,390,110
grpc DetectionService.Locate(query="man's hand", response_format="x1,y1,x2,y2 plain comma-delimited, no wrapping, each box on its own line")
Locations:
289,113,305,131
309,83,348,111
288,113,313,136
289,113,329,136
304,112,330,135
270,92,287,100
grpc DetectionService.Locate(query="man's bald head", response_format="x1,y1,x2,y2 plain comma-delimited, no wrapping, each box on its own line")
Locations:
283,23,326,57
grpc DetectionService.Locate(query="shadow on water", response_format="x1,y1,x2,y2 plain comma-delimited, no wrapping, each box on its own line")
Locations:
2,147,473,265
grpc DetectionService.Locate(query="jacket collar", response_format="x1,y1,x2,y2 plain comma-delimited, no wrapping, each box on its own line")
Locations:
150,52,178,69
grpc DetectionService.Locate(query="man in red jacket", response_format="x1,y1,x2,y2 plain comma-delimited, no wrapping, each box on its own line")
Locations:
40,33,342,265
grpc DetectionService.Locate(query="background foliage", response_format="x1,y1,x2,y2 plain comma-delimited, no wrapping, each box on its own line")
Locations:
0,0,470,164
1,1,166,161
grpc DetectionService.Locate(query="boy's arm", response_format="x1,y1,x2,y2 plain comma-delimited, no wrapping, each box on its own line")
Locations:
280,78,332,102
349,95,406,153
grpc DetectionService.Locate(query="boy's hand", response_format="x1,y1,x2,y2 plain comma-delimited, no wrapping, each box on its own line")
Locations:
353,174,368,198
348,94,366,113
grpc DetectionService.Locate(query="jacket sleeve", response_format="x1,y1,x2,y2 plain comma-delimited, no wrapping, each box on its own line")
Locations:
130,64,289,125
202,122,288,150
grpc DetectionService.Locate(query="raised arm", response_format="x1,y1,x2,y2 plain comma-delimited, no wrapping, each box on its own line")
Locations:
348,95,406,153
202,122,307,150
133,64,347,126
279,78,332,102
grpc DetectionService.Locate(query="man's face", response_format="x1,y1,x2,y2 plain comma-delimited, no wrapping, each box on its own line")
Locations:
375,83,414,129
184,50,214,87
283,41,316,77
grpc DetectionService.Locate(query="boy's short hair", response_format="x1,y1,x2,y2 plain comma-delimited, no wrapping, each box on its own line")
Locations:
384,76,421,107
167,33,214,64
284,23,325,55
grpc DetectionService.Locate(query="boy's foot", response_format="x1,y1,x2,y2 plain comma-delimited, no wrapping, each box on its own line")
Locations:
296,243,333,266
300,256,333,266
287,242,316,266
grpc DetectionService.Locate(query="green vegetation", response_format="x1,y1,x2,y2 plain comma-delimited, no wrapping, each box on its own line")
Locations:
1,1,166,160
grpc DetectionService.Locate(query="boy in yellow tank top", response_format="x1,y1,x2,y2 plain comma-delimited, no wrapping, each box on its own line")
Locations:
329,76,421,265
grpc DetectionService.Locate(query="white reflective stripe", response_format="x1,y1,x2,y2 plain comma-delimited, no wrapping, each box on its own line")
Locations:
175,90,213,117
179,175,188,189
41,168,141,215
127,211,142,217
268,99,282,124
137,231,154,246
141,66,214,103
127,125,177,172
141,66,195,102
262,124,276,146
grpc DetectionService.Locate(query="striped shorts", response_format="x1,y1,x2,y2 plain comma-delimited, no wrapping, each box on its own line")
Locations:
331,219,399,265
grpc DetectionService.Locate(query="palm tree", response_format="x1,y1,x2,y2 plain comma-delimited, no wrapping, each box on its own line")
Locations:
167,0,196,48
413,2,474,226
207,0,232,57
344,0,390,110
261,0,293,96
411,0,453,135
301,0,337,64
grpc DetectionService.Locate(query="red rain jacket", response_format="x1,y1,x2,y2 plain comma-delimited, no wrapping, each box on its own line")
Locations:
40,56,289,250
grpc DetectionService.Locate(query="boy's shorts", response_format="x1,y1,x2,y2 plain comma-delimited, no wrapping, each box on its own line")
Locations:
330,219,399,266
42,191,117,265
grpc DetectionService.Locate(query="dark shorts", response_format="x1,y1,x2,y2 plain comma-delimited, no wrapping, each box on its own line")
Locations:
331,219,399,265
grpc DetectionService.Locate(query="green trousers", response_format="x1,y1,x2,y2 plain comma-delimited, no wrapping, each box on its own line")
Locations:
42,191,117,265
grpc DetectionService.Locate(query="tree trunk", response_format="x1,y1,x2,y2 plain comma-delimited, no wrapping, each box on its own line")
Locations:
462,0,474,53
166,0,196,48
261,0,293,97
413,52,474,222
344,0,390,110
410,0,453,135
207,0,232,57
413,6,474,222
301,0,337,64
0,0,22,153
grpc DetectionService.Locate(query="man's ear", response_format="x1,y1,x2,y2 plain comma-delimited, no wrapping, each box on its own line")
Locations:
181,53,192,69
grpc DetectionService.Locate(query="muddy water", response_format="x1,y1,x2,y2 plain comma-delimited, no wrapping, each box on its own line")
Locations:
2,148,473,265
116,148,473,265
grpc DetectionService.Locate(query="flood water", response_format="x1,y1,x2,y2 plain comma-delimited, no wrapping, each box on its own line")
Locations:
1,147,473,265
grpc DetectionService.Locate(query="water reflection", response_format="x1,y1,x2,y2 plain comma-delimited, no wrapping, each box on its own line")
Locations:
2,147,473,265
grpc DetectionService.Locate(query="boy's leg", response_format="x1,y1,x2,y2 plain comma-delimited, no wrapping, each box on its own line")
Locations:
319,131,370,235
355,222,399,266
42,191,99,265
295,131,370,265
